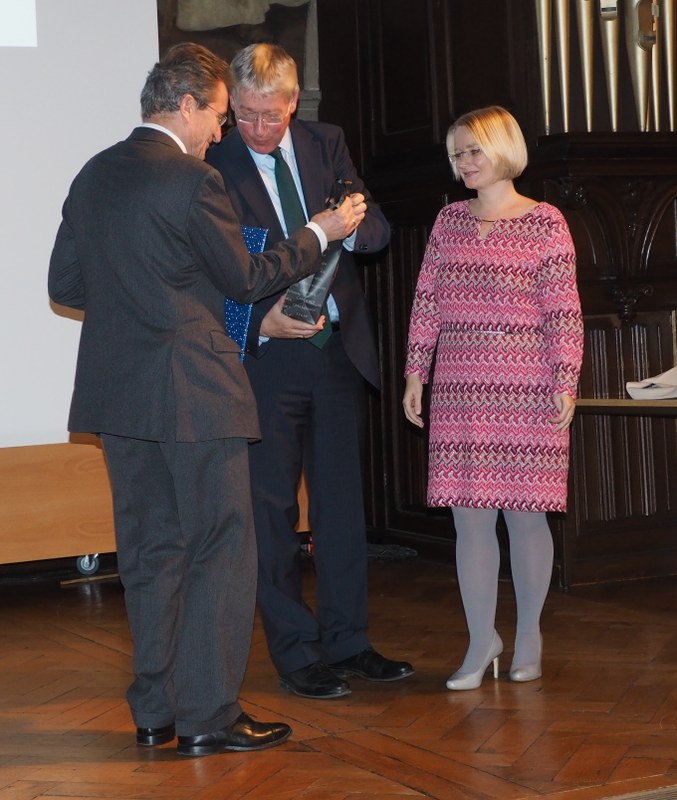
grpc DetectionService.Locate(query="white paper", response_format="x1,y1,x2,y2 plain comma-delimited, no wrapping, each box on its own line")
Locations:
0,0,37,47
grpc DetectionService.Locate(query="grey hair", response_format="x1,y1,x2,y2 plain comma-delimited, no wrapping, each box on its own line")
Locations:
229,43,299,100
140,42,231,120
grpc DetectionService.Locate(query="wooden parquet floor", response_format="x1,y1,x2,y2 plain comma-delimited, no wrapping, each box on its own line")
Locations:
1,555,677,800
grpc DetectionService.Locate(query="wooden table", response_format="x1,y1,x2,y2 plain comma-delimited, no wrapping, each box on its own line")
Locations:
576,398,677,416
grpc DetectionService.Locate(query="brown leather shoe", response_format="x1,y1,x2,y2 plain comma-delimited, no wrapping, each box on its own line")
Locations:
176,713,291,757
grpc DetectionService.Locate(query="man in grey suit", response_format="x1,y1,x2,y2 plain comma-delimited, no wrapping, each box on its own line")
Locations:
48,42,360,757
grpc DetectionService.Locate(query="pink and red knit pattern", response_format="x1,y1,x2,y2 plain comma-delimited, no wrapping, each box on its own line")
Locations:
405,201,583,512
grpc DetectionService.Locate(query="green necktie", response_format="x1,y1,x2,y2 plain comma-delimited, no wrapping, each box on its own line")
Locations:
271,147,331,348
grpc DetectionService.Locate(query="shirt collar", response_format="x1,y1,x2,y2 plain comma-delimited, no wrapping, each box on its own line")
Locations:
246,128,294,169
140,122,187,154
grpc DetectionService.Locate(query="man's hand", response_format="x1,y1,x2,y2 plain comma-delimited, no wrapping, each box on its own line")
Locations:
260,295,326,339
310,194,366,242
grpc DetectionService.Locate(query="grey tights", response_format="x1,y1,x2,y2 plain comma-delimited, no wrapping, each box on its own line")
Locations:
451,507,553,671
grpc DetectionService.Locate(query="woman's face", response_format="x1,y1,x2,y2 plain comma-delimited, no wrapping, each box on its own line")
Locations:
450,126,496,190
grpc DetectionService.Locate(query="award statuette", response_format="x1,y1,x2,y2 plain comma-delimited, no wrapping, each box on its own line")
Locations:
281,179,352,325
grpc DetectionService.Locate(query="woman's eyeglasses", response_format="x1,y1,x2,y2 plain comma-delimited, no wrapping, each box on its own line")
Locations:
448,147,483,163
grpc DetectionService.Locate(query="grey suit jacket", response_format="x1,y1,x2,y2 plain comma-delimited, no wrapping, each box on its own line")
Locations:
49,127,323,442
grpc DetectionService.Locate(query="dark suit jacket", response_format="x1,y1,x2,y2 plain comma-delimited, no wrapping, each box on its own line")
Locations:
48,127,323,442
206,120,391,388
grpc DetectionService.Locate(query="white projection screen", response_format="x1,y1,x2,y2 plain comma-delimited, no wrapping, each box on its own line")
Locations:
0,0,158,447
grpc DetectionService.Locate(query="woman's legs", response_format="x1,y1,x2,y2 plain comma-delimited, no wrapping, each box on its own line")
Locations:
503,510,553,669
451,507,501,673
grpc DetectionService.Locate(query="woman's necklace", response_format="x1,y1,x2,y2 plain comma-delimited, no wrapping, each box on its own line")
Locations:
480,218,497,223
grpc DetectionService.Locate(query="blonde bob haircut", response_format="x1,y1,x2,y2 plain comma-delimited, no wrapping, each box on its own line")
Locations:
446,106,528,182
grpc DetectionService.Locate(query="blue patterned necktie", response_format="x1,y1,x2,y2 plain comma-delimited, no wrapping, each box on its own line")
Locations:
270,147,331,348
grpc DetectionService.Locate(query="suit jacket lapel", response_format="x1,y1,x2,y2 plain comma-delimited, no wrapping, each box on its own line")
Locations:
290,122,327,216
221,124,328,239
222,131,285,241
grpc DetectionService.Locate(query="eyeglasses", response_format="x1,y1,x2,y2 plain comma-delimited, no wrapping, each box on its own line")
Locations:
448,147,483,163
234,105,291,130
199,100,229,128
236,114,287,130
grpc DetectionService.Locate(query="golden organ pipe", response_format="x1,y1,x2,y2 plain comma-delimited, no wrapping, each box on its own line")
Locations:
554,0,571,131
651,1,661,131
600,1,620,131
624,0,656,131
576,0,595,131
663,0,676,130
535,0,552,134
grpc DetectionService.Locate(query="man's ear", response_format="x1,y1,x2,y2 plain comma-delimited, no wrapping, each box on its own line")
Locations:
289,88,300,115
178,93,197,121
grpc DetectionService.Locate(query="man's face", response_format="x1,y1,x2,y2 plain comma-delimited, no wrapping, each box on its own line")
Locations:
231,88,298,154
186,81,229,160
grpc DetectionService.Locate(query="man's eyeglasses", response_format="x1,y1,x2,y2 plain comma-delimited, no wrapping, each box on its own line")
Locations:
199,100,229,128
449,147,483,163
234,104,291,130
236,114,286,130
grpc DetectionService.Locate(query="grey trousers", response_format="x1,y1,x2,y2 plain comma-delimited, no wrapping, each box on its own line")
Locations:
101,434,256,736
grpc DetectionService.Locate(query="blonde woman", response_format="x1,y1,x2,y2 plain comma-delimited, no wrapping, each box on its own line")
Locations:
403,106,583,690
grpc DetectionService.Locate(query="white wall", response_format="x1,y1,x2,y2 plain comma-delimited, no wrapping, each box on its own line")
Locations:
0,0,158,446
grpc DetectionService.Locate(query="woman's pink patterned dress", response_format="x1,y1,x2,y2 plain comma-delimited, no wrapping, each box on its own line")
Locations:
405,200,584,512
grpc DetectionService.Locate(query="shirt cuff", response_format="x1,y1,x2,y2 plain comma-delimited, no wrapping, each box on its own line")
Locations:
342,230,357,251
305,221,328,252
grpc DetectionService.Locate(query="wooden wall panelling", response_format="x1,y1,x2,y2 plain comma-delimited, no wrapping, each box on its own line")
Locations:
317,1,677,583
528,136,677,585
361,0,449,165
377,219,452,547
315,0,364,167
522,307,677,588
578,312,677,397
352,0,539,554
529,134,677,310
565,413,677,586
317,0,557,559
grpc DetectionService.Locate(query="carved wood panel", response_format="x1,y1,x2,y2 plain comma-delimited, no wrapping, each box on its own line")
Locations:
557,310,677,586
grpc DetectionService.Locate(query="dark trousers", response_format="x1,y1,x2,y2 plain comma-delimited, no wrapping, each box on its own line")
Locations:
101,434,256,736
246,332,371,675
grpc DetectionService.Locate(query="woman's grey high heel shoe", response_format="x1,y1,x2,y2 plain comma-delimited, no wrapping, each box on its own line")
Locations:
446,631,503,691
509,634,542,682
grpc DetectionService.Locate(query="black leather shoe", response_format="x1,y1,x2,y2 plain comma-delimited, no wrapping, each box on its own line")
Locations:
177,713,291,757
329,649,414,682
279,661,351,699
136,723,175,747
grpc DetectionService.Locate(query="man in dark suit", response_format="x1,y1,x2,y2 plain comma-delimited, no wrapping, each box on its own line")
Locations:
206,44,414,699
48,43,359,756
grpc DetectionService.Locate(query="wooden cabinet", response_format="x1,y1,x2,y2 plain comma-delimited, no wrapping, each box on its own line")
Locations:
0,442,115,568
0,442,311,572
